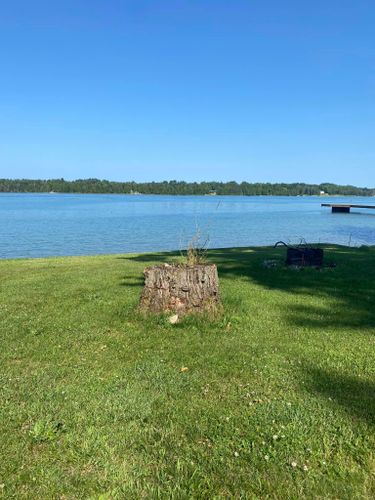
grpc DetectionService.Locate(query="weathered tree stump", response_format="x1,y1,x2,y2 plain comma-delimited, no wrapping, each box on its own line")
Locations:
139,263,220,314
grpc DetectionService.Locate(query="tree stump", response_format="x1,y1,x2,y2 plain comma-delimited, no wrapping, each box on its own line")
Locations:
139,263,220,315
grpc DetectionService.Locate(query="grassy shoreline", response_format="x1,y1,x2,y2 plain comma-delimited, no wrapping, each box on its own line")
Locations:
2,242,373,264
1,246,374,498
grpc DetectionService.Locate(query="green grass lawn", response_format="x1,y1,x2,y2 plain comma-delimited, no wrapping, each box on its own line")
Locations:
1,246,374,499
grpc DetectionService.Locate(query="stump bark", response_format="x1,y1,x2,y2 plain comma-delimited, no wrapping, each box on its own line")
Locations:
139,263,220,314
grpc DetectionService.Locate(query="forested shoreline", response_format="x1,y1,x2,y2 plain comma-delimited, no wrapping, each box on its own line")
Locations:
0,178,373,196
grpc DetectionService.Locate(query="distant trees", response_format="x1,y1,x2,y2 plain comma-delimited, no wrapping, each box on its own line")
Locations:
0,178,373,197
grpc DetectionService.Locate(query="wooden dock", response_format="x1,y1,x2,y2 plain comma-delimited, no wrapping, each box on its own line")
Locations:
321,203,375,213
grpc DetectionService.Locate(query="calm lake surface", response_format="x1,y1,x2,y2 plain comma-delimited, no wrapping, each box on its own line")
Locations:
1,193,375,259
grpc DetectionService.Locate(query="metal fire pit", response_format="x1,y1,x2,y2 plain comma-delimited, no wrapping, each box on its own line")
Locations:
274,241,324,267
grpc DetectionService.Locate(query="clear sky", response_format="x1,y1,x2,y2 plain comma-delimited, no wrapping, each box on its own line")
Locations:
0,0,374,186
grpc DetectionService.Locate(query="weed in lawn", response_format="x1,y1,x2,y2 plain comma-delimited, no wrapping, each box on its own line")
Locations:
29,419,64,443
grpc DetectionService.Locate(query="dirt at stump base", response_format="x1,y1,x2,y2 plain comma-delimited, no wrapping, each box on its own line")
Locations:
139,263,220,315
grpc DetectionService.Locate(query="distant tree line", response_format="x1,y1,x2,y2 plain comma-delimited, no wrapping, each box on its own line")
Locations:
0,178,373,196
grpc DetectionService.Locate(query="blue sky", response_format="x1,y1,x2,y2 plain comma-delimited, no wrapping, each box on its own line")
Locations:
0,0,374,185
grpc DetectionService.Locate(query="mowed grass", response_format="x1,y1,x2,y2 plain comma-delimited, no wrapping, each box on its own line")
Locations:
0,246,375,499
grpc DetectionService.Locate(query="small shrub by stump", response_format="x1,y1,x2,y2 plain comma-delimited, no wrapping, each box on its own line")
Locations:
139,263,220,315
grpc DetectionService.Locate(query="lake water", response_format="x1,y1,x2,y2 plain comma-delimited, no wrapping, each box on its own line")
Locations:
1,193,375,259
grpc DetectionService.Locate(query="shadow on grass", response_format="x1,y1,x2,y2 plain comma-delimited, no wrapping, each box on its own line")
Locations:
302,365,375,425
117,251,182,264
119,276,144,287
121,245,375,330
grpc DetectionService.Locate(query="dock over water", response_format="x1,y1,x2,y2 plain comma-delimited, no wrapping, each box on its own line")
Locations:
322,203,375,213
